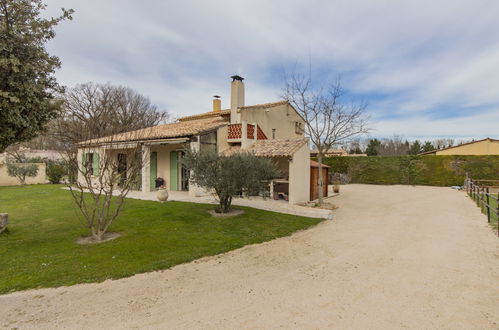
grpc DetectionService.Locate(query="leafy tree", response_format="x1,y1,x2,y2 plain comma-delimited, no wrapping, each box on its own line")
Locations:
409,140,422,155
0,0,73,152
350,146,363,154
365,139,381,156
184,150,279,213
6,162,39,185
422,141,434,153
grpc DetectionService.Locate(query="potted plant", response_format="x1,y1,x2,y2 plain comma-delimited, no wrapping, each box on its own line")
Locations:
156,177,168,203
333,173,340,193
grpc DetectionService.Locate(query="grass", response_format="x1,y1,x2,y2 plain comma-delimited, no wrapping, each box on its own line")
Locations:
469,192,499,232
0,184,323,294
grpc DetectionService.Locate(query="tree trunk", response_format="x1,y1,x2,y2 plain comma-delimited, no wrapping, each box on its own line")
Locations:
317,153,324,206
218,195,232,213
0,213,8,234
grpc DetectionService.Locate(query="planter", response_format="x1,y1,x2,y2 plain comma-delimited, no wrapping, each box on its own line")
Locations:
333,184,340,193
157,187,169,203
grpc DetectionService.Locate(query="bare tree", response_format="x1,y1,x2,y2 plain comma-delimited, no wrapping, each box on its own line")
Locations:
53,82,169,150
53,83,165,242
377,136,410,156
283,69,369,205
65,128,150,243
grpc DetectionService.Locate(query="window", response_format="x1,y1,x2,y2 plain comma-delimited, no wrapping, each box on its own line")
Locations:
85,153,94,175
272,129,276,139
83,152,99,176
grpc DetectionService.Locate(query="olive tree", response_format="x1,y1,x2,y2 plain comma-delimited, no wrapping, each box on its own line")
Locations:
183,150,279,213
6,162,38,185
5,150,39,185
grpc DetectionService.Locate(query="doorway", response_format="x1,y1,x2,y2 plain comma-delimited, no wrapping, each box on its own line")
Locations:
117,153,127,186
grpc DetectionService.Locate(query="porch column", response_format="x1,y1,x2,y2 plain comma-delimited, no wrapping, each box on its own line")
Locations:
188,138,204,197
141,145,151,193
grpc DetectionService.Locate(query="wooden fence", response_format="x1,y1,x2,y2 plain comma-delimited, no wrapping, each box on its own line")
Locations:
465,178,499,236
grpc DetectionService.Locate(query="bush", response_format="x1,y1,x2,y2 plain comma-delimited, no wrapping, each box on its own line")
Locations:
6,163,39,185
46,160,67,184
184,150,279,213
317,155,499,186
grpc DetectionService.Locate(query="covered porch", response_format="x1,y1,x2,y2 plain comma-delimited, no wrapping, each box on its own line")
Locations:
140,139,190,194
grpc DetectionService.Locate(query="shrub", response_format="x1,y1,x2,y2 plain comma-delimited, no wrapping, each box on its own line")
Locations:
6,163,39,185
317,155,499,186
184,150,279,213
46,160,67,184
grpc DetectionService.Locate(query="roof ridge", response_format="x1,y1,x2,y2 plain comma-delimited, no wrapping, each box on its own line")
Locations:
178,100,289,122
418,137,499,155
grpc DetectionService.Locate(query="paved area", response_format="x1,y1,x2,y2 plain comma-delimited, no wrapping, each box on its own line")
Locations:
2,184,499,329
126,188,334,219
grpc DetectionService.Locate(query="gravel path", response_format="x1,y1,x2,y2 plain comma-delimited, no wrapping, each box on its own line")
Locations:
2,184,498,329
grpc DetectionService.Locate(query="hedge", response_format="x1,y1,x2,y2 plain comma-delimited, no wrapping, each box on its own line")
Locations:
316,155,499,186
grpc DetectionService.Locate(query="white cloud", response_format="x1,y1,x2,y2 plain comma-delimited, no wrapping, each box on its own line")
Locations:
44,0,499,138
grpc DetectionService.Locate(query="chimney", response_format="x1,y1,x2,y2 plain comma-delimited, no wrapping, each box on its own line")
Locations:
230,75,244,123
212,95,221,112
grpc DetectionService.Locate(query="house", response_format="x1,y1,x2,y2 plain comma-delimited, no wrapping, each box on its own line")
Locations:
310,149,348,157
310,149,367,157
77,75,313,204
419,138,499,155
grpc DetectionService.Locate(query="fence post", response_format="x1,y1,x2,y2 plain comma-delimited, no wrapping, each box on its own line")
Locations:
476,185,480,206
486,187,490,223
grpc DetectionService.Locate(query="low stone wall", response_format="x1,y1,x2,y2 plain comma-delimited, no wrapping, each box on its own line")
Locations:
0,163,47,186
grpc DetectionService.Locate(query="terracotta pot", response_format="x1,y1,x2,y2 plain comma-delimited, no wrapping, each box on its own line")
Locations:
157,187,169,203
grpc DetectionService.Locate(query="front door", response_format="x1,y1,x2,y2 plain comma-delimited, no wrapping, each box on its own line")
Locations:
170,151,178,191
180,151,189,191
150,151,157,191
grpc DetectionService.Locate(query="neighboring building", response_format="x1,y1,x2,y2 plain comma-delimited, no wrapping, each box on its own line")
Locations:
0,148,64,186
77,75,313,204
310,149,367,157
419,138,499,155
310,149,348,157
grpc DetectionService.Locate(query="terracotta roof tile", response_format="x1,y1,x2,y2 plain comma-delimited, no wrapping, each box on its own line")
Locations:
177,101,289,122
178,110,231,122
239,100,288,110
80,118,227,146
223,138,308,157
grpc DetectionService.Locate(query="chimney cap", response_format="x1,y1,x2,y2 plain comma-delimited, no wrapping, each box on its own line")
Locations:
213,95,221,99
231,75,244,81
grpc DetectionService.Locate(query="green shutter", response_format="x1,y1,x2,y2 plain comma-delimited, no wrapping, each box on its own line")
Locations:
150,152,157,191
82,153,87,173
93,153,100,176
170,151,178,191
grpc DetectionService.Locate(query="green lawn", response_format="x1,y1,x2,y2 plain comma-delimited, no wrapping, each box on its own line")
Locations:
0,185,322,294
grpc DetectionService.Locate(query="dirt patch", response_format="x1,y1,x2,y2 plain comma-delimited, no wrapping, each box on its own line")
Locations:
2,185,499,329
298,201,338,210
75,232,121,245
208,209,245,217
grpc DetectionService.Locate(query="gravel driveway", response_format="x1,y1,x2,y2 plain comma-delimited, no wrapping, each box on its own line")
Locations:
2,184,498,329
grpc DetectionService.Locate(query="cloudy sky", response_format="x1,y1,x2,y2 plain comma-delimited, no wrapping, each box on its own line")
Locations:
45,0,499,140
